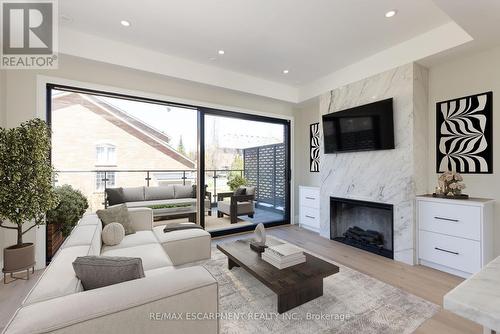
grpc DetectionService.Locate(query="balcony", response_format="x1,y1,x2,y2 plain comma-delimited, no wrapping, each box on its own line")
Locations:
54,168,285,232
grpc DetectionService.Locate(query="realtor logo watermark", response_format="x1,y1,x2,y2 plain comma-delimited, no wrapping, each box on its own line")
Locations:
1,0,58,69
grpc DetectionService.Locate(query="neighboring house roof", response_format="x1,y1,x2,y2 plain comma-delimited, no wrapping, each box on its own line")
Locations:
52,92,196,169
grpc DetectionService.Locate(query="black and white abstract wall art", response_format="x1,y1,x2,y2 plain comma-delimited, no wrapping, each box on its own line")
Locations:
310,122,320,172
436,91,493,174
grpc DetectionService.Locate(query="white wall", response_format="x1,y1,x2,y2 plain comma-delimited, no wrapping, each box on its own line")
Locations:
2,54,295,268
4,54,295,128
292,98,321,220
427,45,500,255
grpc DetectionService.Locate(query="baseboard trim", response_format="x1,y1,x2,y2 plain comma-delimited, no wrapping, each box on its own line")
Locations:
419,259,471,278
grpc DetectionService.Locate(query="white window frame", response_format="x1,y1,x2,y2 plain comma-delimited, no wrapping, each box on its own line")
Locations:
95,143,117,166
95,171,116,191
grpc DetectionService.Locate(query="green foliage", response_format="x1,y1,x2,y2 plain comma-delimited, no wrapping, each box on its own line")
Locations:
177,135,186,155
0,118,59,245
227,174,248,191
46,185,89,237
228,154,244,179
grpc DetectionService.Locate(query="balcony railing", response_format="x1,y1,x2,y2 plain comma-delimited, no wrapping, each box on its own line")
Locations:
53,169,245,212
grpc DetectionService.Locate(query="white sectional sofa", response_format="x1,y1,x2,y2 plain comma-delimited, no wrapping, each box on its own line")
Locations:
2,208,218,334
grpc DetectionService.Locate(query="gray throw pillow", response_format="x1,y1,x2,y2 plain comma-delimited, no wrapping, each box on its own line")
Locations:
105,187,125,206
96,204,135,235
73,256,145,291
234,187,246,196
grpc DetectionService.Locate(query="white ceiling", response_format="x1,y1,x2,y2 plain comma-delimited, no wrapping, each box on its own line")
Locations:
57,0,496,102
60,0,450,85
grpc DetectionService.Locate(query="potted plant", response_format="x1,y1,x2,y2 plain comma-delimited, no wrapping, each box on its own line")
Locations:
0,119,59,280
46,185,88,256
227,174,248,191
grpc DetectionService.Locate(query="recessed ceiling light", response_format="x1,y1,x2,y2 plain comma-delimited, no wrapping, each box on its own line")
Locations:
385,10,397,18
218,50,225,55
120,20,131,27
60,15,73,24
283,69,289,74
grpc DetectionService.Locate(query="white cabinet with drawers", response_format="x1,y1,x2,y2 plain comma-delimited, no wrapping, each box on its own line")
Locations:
299,186,320,232
416,196,495,278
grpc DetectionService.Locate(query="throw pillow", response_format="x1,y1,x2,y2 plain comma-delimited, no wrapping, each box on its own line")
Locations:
96,204,135,235
105,187,125,206
73,256,145,291
234,187,246,196
101,222,125,246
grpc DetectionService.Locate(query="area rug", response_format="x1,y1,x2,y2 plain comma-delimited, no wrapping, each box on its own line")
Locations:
192,238,440,334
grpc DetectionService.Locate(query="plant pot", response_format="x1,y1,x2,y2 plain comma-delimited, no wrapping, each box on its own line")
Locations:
3,243,35,273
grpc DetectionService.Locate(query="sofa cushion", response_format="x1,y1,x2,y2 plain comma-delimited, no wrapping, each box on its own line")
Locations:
144,185,174,201
122,186,145,202
23,246,90,305
218,201,254,215
63,225,100,249
105,187,125,206
97,204,135,235
73,256,145,291
102,231,158,251
101,243,172,271
77,214,101,226
174,184,194,199
89,221,103,256
153,226,211,265
125,198,197,208
102,223,125,246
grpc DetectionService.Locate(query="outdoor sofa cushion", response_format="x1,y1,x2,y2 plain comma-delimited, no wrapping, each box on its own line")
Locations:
144,185,175,200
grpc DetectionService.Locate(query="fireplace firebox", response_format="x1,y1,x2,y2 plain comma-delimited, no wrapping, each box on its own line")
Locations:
330,197,394,259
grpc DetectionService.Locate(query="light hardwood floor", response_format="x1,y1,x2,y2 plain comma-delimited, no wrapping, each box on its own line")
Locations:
258,225,481,334
0,225,481,333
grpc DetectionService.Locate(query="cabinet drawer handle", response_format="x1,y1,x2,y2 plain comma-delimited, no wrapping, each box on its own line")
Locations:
305,215,316,219
305,197,316,200
434,216,459,223
434,247,459,255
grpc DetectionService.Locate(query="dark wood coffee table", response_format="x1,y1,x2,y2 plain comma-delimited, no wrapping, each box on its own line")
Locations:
217,238,339,313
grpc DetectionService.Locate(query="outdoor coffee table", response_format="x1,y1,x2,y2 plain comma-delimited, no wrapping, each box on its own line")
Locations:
217,238,339,313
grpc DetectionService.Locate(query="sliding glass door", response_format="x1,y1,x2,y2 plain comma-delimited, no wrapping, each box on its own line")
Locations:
199,108,290,236
48,85,290,245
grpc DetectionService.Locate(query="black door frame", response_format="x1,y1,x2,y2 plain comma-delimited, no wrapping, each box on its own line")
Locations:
46,84,291,241
199,107,291,237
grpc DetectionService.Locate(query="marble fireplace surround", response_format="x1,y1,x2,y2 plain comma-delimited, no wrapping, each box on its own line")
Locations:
319,63,428,265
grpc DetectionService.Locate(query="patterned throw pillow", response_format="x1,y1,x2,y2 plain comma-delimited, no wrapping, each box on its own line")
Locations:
96,204,135,235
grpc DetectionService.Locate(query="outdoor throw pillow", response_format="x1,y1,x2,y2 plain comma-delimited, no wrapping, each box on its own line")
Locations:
96,204,135,235
101,222,125,246
73,256,145,290
105,187,125,206
234,187,246,196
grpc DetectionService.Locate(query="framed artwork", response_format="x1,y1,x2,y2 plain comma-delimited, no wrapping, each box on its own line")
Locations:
310,122,320,172
436,91,493,173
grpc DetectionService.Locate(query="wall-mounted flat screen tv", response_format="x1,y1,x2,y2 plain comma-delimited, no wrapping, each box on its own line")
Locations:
322,98,395,153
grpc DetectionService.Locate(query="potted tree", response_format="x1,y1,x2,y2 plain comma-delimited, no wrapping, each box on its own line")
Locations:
0,119,59,282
